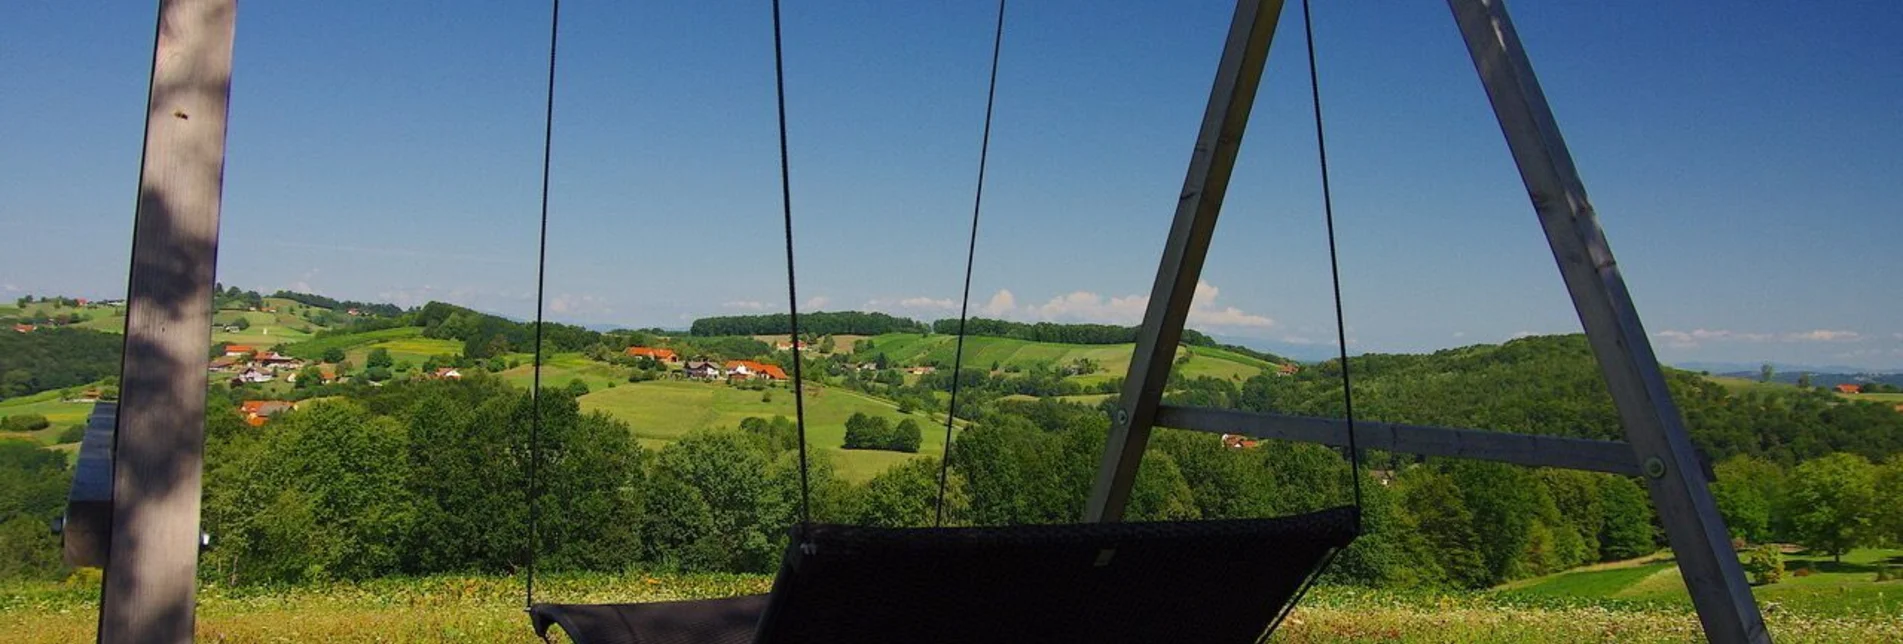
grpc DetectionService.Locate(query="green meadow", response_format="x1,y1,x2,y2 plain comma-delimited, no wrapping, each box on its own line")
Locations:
576,379,956,481
0,388,98,445
860,333,1274,384
1500,548,1903,617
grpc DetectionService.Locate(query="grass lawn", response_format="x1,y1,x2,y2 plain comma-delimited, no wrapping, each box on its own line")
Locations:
496,353,630,392
1499,548,1903,617
578,379,955,481
4,574,1897,643
1845,392,1903,404
0,389,101,445
277,327,459,369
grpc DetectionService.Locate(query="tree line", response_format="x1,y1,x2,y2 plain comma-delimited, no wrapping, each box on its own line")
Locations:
0,328,122,401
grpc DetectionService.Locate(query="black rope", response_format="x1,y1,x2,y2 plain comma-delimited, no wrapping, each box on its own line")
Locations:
524,0,562,611
769,0,813,527
1300,0,1362,512
936,0,1008,528
1258,547,1342,642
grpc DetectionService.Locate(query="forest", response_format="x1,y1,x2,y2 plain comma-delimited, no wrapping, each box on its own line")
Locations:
0,328,122,401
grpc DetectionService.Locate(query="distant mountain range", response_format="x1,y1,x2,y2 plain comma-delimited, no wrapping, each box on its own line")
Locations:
1672,361,1903,377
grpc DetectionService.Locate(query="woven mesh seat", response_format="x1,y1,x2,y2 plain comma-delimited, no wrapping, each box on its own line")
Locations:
532,506,1357,644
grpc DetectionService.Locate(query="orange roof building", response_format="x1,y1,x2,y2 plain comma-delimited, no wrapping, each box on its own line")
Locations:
626,347,680,362
224,344,256,356
725,360,788,381
1836,384,1862,394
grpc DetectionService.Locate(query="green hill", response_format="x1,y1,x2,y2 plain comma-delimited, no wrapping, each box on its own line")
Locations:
858,333,1278,385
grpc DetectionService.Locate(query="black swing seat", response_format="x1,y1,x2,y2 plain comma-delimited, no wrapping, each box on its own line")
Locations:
531,505,1357,644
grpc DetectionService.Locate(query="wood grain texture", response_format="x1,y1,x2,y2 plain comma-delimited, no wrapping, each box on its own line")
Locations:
100,1,236,641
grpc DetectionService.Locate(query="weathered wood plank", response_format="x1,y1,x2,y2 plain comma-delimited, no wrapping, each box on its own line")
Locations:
63,402,118,568
99,1,236,641
1153,405,1642,476
1086,0,1288,523
1445,0,1768,641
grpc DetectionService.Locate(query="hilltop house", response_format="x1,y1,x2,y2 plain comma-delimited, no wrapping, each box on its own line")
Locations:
1837,384,1862,394
725,360,788,381
431,367,463,380
239,400,294,426
682,360,723,381
230,367,272,385
1276,363,1300,377
626,346,680,363
774,340,809,352
223,344,256,357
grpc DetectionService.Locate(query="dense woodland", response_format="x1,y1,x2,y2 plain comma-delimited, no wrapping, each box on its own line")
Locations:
0,328,122,401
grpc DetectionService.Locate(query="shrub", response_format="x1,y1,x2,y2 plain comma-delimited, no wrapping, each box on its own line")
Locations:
1743,545,1783,585
56,424,86,444
1875,566,1902,582
0,414,50,432
1791,567,1815,578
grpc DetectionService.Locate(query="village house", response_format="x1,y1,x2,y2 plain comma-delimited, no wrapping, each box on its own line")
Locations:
1836,383,1862,394
774,340,809,352
253,351,302,370
12,323,35,333
230,367,273,385
431,367,464,380
906,365,936,376
626,346,680,363
207,355,242,373
239,400,294,427
725,360,788,381
682,360,723,381
1220,434,1259,449
223,344,256,357
1276,363,1300,377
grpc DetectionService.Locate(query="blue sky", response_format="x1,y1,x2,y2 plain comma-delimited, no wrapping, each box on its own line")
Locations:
3,1,1899,369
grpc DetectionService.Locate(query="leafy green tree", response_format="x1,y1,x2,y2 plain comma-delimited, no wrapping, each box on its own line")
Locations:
843,412,894,451
1396,467,1488,588
563,378,590,398
1710,455,1784,543
364,366,393,382
1876,457,1903,546
294,365,324,389
1784,452,1876,561
0,414,49,432
1743,545,1783,585
322,347,347,363
1449,461,1545,583
1598,476,1657,560
1759,364,1775,383
648,430,792,572
233,317,251,331
852,457,965,527
891,418,923,453
366,347,394,369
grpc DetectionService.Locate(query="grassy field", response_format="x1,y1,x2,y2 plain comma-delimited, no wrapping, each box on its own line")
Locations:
0,389,99,445
862,333,1273,384
496,353,630,392
276,326,459,368
3,574,1896,643
1500,548,1903,617
577,379,955,481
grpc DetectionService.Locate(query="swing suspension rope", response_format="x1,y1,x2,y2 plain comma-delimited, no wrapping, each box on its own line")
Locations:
1301,0,1362,511
525,0,563,612
767,0,815,528
935,0,1009,527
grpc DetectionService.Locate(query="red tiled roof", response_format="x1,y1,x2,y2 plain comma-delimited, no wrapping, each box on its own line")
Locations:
1836,384,1862,394
225,344,256,354
626,347,678,360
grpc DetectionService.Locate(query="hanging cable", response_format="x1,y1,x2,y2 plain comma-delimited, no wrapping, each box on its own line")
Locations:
1299,0,1362,512
524,0,563,612
769,0,813,527
936,0,1009,527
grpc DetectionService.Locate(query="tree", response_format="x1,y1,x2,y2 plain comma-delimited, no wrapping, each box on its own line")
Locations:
322,347,347,363
364,366,393,382
843,412,894,451
1599,476,1657,560
852,457,964,527
563,379,591,398
1784,452,1876,561
1710,455,1783,543
366,347,394,369
1796,372,1813,388
1743,545,1783,585
1759,363,1775,383
0,414,50,432
1875,457,1903,546
891,418,923,453
294,365,324,389
1395,467,1488,588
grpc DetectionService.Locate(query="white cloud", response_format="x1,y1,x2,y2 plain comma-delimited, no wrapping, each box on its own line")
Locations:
1031,291,1149,324
1783,329,1861,342
1452,331,1466,339
898,296,958,311
1,283,18,292
1509,330,1537,340
1186,281,1274,328
1653,328,1774,348
980,289,1015,317
1281,335,1317,345
549,293,612,316
805,296,830,310
722,300,767,311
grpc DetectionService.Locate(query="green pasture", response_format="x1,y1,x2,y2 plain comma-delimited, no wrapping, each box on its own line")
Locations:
496,353,631,391
861,333,1271,384
578,379,955,481
0,388,100,445
1500,548,1903,617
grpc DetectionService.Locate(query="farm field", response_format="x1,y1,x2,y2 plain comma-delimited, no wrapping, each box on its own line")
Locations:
1500,548,1903,617
0,389,98,445
861,333,1274,383
3,573,1896,643
577,379,954,481
277,326,459,368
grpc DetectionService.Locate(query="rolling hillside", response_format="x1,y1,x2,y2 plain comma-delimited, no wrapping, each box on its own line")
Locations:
857,333,1279,384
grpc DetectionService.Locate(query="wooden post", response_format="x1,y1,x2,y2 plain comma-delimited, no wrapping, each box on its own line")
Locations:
1085,0,1287,522
99,1,236,641
1445,0,1769,641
